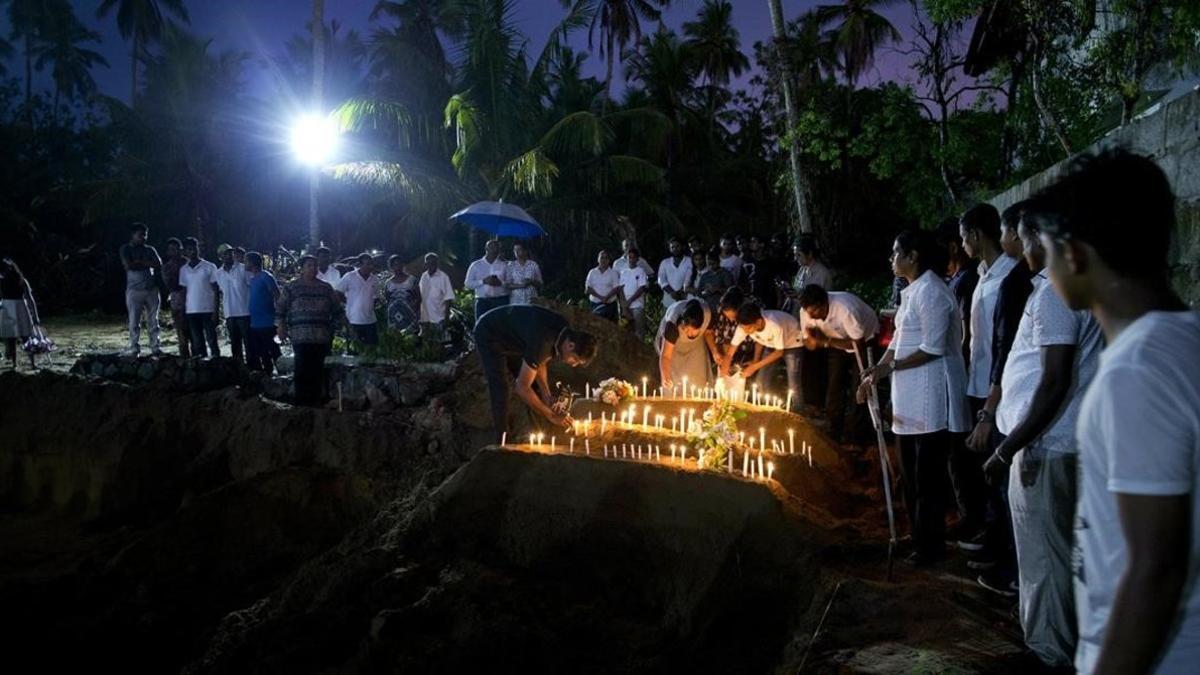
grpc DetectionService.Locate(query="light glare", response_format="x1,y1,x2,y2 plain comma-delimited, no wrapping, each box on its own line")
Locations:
290,114,340,166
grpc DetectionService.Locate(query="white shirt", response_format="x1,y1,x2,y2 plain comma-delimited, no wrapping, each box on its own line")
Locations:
317,265,342,288
966,254,1018,397
464,256,509,300
731,309,804,351
213,262,251,318
585,266,619,303
995,273,1102,451
335,269,381,325
1074,311,1200,674
794,260,833,291
806,292,879,352
719,253,742,281
618,266,649,309
178,259,219,314
613,254,654,278
418,269,455,323
889,270,971,435
657,256,694,295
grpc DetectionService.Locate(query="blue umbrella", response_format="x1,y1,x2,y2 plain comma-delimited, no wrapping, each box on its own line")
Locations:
449,200,546,239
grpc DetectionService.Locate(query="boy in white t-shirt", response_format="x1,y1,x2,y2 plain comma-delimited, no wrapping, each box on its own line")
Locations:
1028,149,1200,675
617,247,649,339
727,302,804,408
335,253,382,348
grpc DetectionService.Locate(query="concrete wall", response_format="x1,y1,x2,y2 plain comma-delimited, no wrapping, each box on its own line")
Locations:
988,88,1200,307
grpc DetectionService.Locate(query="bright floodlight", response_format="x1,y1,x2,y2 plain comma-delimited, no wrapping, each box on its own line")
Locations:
290,114,340,166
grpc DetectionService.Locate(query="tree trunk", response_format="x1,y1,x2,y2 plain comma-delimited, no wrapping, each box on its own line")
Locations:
309,0,327,250
1029,43,1071,156
998,50,1026,183
767,0,813,235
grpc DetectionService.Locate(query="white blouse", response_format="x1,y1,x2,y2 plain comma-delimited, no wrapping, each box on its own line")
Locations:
889,269,971,435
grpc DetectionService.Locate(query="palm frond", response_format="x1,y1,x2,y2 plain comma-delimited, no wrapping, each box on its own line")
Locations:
502,148,560,198
537,110,614,157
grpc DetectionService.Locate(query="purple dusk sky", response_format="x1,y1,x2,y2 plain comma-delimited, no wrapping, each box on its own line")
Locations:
9,1,976,109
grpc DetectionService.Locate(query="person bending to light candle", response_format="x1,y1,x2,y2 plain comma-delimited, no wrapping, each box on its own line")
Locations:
798,284,880,442
655,299,720,393
473,304,598,441
723,302,804,412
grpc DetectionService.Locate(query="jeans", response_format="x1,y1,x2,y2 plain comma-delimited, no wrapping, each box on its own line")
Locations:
475,323,547,440
186,313,219,357
948,397,990,535
756,347,802,409
474,295,509,325
225,315,250,363
246,326,278,373
126,288,161,352
897,430,952,558
292,341,331,404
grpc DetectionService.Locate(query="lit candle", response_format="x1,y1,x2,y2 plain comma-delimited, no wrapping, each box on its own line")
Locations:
670,443,677,460
699,449,705,466
585,439,590,455
601,414,607,435
727,447,733,472
585,382,591,399
786,390,793,411
642,376,648,398
501,432,507,447
752,384,758,406
637,445,642,460
587,412,593,435
679,445,687,461
759,427,765,454
655,445,660,461
551,436,556,452
671,416,678,433
808,444,813,467
768,462,775,481
642,405,650,428
683,376,689,399
622,444,627,458
604,444,609,457
740,431,746,445
569,438,574,453
529,433,535,447
788,428,795,455
758,451,764,479
743,449,749,476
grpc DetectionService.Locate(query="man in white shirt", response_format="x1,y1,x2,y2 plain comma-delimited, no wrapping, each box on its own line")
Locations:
1026,149,1200,675
178,237,221,357
617,247,649,338
316,247,342,288
726,302,804,405
718,234,742,283
464,239,509,322
980,207,1102,667
214,245,252,364
798,285,879,436
585,249,620,321
335,253,382,348
418,252,455,328
612,238,655,277
657,237,693,304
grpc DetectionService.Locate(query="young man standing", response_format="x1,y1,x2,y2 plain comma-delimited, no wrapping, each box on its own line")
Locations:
214,245,252,364
464,239,510,322
657,237,693,304
418,252,455,329
727,302,804,407
335,253,381,348
798,284,879,440
160,238,190,358
718,233,742,283
119,223,162,355
178,237,220,357
1027,150,1200,675
618,247,649,339
585,250,620,321
244,252,279,373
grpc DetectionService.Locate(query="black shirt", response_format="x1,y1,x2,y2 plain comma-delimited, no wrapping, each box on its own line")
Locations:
475,305,568,368
989,258,1035,385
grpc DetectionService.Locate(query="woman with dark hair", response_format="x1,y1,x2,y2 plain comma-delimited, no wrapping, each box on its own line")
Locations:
384,254,419,331
0,258,39,370
858,229,970,566
276,255,341,405
655,298,718,392
507,242,542,305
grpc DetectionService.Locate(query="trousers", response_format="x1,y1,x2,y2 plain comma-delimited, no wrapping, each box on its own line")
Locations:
292,342,331,404
126,288,161,351
225,316,250,363
897,430,952,557
186,313,219,357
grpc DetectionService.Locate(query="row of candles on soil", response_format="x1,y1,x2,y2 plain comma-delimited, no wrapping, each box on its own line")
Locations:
500,431,815,478
586,378,794,411
570,406,809,459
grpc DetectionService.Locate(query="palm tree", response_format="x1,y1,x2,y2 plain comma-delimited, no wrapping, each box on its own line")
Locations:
574,0,671,105
682,0,748,87
32,10,108,121
96,0,190,106
6,0,64,111
815,0,902,89
784,12,840,90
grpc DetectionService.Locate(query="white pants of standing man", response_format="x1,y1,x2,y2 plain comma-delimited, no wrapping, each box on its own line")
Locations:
1009,442,1077,667
126,288,161,353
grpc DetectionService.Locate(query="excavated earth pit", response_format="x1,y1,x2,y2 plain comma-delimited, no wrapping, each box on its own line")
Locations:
1,332,1040,673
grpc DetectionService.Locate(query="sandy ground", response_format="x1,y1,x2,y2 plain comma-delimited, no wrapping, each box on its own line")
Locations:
25,313,190,373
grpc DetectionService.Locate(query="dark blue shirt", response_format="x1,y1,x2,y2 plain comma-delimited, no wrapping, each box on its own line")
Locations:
248,270,279,328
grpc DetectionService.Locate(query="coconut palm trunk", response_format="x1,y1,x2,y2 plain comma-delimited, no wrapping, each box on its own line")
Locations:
309,0,326,249
767,0,812,235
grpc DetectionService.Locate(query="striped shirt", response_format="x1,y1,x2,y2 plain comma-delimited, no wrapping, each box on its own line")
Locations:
276,279,340,344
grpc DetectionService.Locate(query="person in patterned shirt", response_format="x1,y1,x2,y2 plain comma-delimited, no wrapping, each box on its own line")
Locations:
276,255,341,405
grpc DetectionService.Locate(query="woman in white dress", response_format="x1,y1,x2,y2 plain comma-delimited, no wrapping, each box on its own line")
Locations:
655,298,719,393
506,242,542,305
0,258,40,369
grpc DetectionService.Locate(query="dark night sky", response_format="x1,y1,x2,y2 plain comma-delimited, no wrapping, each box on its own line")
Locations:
7,1,969,106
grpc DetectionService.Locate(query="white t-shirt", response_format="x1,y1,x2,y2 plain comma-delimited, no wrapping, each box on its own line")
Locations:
178,259,219,314
967,254,1018,397
418,269,455,324
805,291,879,351
719,253,742,281
613,254,655,278
335,269,381,325
731,309,804,351
464,256,509,300
585,266,619,303
317,265,342,288
213,263,251,318
657,256,694,294
619,266,649,309
889,270,971,435
794,261,833,291
996,273,1103,451
1074,311,1200,674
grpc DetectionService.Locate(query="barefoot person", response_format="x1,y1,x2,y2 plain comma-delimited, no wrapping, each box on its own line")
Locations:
473,304,597,440
655,298,718,394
